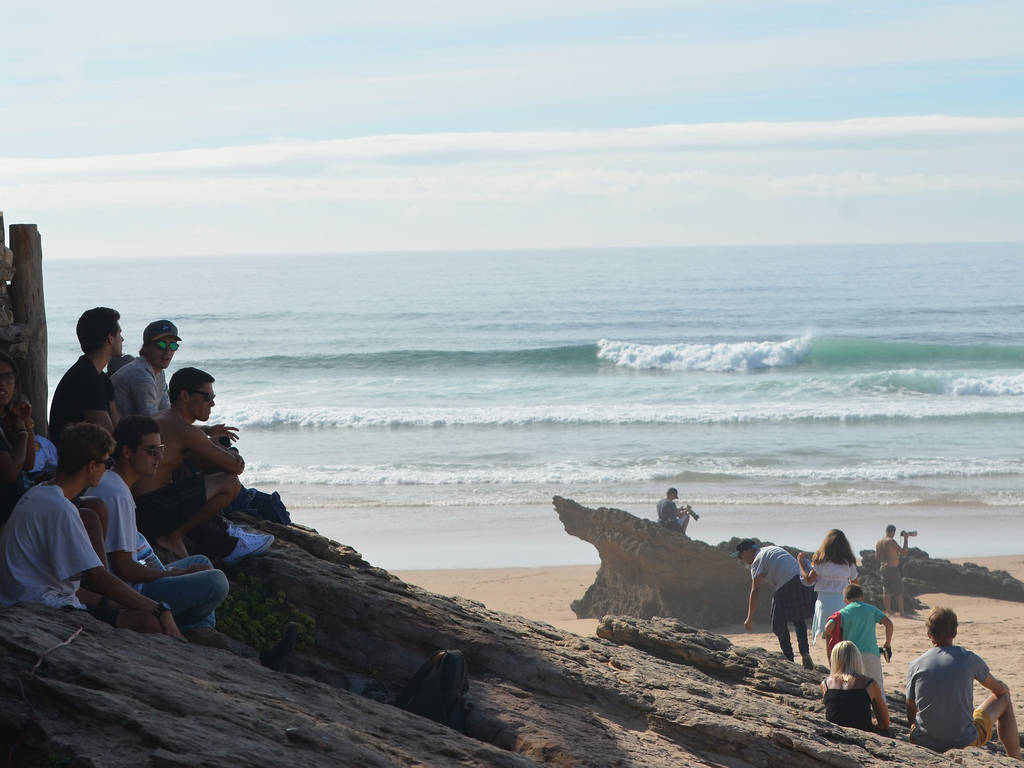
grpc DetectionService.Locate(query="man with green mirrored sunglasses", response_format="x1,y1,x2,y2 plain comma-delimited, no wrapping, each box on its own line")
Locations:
112,320,181,418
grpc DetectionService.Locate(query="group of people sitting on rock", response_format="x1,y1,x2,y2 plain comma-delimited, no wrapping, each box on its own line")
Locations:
0,307,288,658
729,529,1020,760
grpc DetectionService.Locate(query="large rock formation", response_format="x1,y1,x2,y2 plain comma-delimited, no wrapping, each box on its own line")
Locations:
556,496,1024,624
1,515,1018,767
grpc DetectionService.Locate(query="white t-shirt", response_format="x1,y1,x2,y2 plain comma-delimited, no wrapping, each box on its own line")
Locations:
0,484,103,609
810,561,858,593
94,470,139,556
749,545,800,589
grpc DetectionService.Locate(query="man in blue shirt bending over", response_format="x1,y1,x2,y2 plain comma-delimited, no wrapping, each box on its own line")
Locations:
906,607,1020,760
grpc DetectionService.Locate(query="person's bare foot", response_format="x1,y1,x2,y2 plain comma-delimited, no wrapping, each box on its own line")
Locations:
156,536,188,560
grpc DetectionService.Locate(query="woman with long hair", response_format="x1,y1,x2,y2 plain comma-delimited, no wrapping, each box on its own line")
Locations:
821,640,890,733
798,528,859,649
0,351,36,525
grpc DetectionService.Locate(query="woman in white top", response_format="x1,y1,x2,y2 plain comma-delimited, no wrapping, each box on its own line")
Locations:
797,529,859,648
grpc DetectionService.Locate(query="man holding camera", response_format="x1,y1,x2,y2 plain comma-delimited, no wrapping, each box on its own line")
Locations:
875,525,912,615
656,487,696,535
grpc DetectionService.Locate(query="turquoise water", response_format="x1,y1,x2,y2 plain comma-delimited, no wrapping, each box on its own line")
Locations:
42,243,1024,566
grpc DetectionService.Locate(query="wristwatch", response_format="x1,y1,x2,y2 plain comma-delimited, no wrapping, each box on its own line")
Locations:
152,601,172,618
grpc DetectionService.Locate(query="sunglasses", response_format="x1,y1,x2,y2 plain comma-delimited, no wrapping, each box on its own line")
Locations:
189,390,214,402
95,456,114,469
154,340,180,351
142,444,165,457
0,372,15,383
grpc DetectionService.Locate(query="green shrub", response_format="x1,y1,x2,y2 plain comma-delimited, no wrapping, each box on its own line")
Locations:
216,573,316,651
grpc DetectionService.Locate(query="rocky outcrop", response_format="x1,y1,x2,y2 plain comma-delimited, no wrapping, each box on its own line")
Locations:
557,497,1024,624
554,496,772,625
2,515,1019,767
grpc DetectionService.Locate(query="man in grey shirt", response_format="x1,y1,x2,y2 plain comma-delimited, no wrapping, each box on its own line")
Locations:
907,607,1020,759
656,487,691,535
111,320,179,418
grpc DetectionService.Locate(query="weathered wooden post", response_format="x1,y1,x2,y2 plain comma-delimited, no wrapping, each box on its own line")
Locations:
8,223,48,436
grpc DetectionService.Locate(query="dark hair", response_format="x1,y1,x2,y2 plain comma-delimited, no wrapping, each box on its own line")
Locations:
666,487,678,496
843,584,863,601
57,422,115,475
926,607,958,644
885,524,896,536
169,367,214,403
812,529,857,566
76,307,120,354
0,351,19,411
113,415,160,459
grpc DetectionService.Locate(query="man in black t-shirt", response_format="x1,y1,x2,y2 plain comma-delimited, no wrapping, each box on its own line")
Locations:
48,307,124,442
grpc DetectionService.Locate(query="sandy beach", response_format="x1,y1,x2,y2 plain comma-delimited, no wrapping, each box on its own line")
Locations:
397,554,1024,706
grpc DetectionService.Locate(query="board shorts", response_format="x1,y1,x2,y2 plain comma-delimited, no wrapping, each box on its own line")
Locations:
880,565,903,596
135,476,206,540
909,709,993,750
771,574,816,628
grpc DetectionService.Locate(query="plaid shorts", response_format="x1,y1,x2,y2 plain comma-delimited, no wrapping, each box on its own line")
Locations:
771,575,816,627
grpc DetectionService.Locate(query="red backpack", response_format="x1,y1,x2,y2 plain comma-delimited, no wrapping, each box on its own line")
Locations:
825,610,843,658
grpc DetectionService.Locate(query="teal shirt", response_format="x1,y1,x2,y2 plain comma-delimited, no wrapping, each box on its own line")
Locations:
838,601,886,656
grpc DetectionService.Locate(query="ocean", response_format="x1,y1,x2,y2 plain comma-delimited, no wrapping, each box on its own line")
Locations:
42,243,1024,568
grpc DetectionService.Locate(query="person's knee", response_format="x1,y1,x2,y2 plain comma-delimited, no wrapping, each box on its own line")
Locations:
209,569,229,603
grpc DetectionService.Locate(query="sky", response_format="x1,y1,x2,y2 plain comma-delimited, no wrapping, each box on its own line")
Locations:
1,0,1023,258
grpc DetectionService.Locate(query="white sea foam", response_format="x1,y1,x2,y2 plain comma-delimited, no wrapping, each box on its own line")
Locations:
217,396,1024,429
596,336,812,371
947,372,1024,396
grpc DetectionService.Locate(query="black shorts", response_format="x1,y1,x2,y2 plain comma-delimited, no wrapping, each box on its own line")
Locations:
135,476,207,539
84,602,119,627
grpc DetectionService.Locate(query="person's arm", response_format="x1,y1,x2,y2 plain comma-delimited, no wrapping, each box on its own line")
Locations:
900,533,910,557
906,698,917,729
182,425,245,475
80,565,183,639
880,615,894,654
0,417,30,484
202,423,240,443
744,574,763,631
980,674,1010,697
797,552,818,585
823,618,836,641
868,680,891,732
108,549,209,583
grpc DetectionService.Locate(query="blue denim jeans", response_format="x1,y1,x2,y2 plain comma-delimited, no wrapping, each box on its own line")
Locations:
139,555,229,632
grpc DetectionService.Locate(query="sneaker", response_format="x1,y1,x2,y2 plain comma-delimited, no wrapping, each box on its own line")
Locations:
223,529,275,565
801,654,814,670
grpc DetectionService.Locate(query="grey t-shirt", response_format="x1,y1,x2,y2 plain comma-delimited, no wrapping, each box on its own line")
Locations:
111,356,170,418
656,498,679,525
906,645,990,752
749,546,800,589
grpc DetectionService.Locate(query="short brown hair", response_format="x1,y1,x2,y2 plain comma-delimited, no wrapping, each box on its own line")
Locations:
57,422,115,475
844,583,863,601
926,607,958,643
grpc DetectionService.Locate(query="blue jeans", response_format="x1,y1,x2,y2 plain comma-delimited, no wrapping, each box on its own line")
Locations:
139,555,229,632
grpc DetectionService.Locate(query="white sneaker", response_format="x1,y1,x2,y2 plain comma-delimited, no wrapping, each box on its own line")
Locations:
223,529,275,565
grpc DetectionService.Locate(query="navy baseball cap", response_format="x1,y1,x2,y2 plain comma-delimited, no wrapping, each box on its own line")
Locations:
143,320,180,342
731,539,758,558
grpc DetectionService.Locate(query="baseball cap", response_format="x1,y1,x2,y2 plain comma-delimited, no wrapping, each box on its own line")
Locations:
730,539,758,558
143,320,180,343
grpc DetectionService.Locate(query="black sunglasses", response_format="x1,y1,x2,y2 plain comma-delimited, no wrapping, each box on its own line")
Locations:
154,340,180,351
189,390,214,402
94,456,114,469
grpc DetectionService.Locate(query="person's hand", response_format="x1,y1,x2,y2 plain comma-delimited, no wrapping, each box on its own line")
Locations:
797,552,807,566
207,424,239,442
744,617,753,632
15,400,32,423
159,610,184,640
168,563,211,576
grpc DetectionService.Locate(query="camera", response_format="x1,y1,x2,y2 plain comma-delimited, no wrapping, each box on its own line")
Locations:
900,530,918,538
681,504,700,521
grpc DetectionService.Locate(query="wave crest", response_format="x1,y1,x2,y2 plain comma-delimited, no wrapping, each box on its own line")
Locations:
597,336,812,372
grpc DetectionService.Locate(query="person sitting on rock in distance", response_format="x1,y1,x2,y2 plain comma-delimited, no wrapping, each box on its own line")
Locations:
823,584,892,697
656,487,693,535
92,415,233,648
48,307,123,442
875,524,910,615
131,367,272,564
797,528,859,653
0,422,183,638
821,640,890,734
734,538,817,669
907,607,1021,760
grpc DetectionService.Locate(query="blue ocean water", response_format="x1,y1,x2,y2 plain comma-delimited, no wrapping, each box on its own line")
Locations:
42,243,1024,567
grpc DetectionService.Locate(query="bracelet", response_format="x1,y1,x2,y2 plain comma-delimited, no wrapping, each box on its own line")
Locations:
152,601,171,618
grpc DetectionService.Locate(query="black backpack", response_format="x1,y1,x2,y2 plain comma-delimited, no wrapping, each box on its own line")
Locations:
395,649,469,732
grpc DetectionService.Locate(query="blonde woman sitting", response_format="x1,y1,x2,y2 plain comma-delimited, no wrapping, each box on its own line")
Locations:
821,640,890,734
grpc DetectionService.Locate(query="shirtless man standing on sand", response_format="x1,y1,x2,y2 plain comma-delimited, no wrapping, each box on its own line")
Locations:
132,367,272,564
875,525,910,615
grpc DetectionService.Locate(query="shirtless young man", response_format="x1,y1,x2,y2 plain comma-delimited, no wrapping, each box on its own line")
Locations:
132,367,272,563
875,525,910,615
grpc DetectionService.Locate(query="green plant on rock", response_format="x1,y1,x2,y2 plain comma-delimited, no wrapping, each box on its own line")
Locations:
216,573,316,651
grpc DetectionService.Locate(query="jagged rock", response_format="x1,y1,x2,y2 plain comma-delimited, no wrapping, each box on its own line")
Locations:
553,495,772,625
2,515,1019,766
861,548,1024,603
